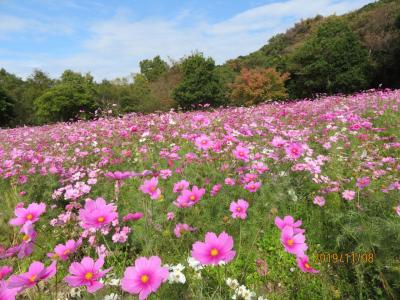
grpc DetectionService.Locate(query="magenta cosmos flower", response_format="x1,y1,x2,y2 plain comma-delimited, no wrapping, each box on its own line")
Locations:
296,255,319,273
174,223,196,238
65,256,111,293
139,177,161,200
356,176,370,189
0,280,19,300
285,142,304,160
174,186,205,208
121,256,169,300
9,202,46,227
48,239,81,261
78,198,118,230
104,171,133,180
229,199,249,220
195,134,213,151
191,232,236,265
8,261,56,290
0,266,12,280
123,212,143,222
173,180,190,193
244,181,261,193
280,227,307,257
275,215,302,231
233,145,250,162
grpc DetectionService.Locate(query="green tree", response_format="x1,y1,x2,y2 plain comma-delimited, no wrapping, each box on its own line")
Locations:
34,70,97,123
0,88,15,127
120,74,154,113
139,56,168,82
172,53,225,109
288,18,372,98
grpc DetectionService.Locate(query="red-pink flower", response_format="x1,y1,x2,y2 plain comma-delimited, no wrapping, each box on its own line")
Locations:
233,145,250,162
285,142,304,160
8,261,56,290
244,181,261,193
296,255,319,273
121,256,168,300
64,256,110,293
48,239,81,261
191,232,236,265
9,202,46,227
78,198,118,230
140,177,161,200
280,227,307,257
174,186,205,208
356,176,370,189
229,199,249,220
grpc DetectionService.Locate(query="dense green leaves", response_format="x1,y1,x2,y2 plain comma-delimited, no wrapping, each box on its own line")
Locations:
34,70,97,123
0,88,15,127
172,53,226,109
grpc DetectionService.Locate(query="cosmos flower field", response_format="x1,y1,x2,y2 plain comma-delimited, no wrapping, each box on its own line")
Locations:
0,90,399,300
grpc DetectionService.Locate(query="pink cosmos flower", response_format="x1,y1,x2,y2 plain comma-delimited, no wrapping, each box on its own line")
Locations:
174,186,205,208
121,256,169,300
296,255,319,273
395,205,400,216
195,134,213,151
229,199,249,220
275,215,302,231
173,180,190,193
9,202,46,227
159,169,172,179
140,177,161,200
8,261,56,290
285,142,304,160
48,239,81,261
174,223,196,238
280,227,307,257
210,184,222,196
356,176,370,189
0,280,19,300
123,212,143,222
342,190,356,201
167,212,175,221
244,181,261,193
191,232,236,265
17,222,37,258
104,171,133,180
233,145,250,162
78,198,118,230
271,136,286,148
0,266,12,280
65,256,111,293
313,196,325,207
224,178,236,186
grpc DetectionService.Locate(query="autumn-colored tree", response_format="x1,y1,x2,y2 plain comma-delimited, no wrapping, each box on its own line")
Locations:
230,68,289,106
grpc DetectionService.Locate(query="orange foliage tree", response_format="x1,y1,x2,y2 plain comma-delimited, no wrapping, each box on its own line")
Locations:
230,68,289,106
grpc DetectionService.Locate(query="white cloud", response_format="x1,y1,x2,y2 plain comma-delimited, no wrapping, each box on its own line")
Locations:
2,0,375,80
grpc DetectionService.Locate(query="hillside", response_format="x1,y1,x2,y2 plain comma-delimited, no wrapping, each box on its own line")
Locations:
227,0,400,91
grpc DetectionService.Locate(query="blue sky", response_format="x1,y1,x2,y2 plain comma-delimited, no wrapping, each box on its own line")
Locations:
0,0,374,80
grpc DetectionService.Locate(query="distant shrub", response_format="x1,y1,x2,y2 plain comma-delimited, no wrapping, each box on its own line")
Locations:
230,67,289,106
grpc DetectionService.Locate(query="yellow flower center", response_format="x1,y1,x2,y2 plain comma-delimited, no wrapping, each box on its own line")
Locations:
210,248,219,257
29,275,37,283
141,274,149,283
63,249,71,255
97,216,105,223
189,195,196,201
85,272,93,280
236,207,241,212
150,186,156,192
287,239,294,246
291,148,298,154
201,140,207,145
26,214,33,220
305,263,311,269
22,234,30,241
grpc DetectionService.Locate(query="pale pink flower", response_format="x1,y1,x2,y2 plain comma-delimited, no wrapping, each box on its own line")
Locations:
195,135,213,151
244,181,261,193
173,180,190,193
356,176,370,189
274,215,302,231
285,142,304,160
140,177,161,200
174,223,196,238
167,212,175,221
342,190,356,201
233,145,250,162
313,196,325,207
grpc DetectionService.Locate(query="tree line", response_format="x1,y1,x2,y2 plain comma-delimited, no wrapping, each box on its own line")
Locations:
1,12,399,127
